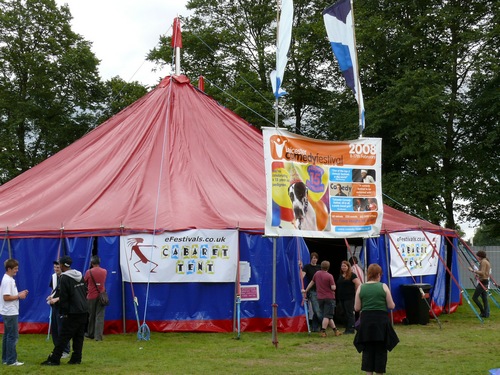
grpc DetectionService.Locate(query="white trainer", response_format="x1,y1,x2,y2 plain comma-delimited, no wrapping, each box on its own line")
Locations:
9,361,24,366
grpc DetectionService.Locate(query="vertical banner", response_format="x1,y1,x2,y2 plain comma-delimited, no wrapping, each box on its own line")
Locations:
263,127,382,238
120,229,238,283
270,0,293,98
323,0,365,130
389,231,441,277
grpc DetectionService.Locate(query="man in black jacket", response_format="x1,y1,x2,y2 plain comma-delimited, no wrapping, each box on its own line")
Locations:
42,256,88,366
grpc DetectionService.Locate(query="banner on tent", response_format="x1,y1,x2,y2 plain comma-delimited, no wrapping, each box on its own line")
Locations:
389,231,441,277
120,229,238,283
262,127,382,238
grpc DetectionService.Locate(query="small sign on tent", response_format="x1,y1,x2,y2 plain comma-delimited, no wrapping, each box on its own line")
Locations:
389,231,441,277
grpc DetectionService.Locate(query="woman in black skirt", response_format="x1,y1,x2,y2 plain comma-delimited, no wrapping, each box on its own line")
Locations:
353,263,399,375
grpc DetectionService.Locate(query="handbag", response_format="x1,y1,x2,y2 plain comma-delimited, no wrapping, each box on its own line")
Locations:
98,291,109,306
354,313,361,331
89,269,109,306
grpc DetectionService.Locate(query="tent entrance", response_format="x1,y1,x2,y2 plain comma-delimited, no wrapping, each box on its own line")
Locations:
303,238,363,280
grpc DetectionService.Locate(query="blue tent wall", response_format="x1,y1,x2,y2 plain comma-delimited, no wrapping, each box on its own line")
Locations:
366,234,461,323
0,233,309,333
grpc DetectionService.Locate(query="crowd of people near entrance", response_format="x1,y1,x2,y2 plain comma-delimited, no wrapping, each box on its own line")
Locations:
301,252,399,374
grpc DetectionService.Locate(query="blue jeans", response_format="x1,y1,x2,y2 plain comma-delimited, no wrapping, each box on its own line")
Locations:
1,314,19,365
307,290,323,331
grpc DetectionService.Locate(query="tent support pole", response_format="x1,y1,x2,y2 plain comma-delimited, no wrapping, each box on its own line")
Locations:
297,237,310,334
234,228,241,339
122,280,126,333
272,237,278,348
362,239,367,281
383,235,394,325
7,227,12,259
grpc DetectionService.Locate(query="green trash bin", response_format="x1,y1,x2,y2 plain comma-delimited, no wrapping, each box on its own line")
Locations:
400,284,432,325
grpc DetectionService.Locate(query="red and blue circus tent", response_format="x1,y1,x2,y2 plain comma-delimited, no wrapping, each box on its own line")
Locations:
0,75,460,334
0,75,308,334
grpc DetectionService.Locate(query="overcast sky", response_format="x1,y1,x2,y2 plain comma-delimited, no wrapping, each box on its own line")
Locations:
55,0,190,86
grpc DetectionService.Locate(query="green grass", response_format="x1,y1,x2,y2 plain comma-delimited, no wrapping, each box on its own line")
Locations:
8,304,500,374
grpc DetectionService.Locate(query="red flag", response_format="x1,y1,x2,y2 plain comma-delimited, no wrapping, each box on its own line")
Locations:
171,17,182,48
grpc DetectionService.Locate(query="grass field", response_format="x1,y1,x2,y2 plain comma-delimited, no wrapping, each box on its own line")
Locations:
6,302,500,374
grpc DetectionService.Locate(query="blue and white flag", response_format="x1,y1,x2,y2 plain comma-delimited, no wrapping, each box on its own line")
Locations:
270,0,293,98
323,0,365,129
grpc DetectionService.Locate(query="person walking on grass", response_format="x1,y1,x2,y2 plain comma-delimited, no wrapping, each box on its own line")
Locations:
469,250,491,318
354,263,399,375
47,260,71,358
301,252,322,332
302,260,342,337
42,256,88,366
1,259,28,366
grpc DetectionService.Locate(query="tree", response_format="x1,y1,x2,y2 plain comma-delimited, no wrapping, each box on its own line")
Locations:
356,0,498,229
473,223,500,246
147,0,354,135
97,76,148,125
0,0,103,183
146,0,498,232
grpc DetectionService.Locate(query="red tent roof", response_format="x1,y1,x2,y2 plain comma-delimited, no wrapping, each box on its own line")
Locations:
381,204,456,235
0,75,454,238
0,76,266,236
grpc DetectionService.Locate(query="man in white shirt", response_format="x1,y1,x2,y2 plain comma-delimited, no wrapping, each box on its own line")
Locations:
361,170,375,183
1,259,29,366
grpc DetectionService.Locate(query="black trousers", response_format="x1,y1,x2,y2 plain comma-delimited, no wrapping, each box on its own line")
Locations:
472,280,489,316
51,313,87,362
361,341,388,373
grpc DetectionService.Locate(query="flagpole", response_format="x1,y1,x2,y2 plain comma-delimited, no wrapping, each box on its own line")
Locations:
172,17,182,76
349,0,363,138
274,0,280,130
269,0,292,347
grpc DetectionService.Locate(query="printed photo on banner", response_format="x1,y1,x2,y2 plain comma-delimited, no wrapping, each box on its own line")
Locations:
263,128,383,238
389,231,441,277
120,229,238,283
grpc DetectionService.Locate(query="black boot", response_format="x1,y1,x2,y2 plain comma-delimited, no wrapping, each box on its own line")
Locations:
41,354,60,366
68,354,81,365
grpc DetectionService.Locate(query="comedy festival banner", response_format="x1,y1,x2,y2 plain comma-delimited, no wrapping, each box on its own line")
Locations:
389,231,441,277
120,229,238,283
263,127,382,238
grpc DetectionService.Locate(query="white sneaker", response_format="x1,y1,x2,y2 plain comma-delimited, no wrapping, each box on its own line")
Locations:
61,352,70,359
9,361,24,366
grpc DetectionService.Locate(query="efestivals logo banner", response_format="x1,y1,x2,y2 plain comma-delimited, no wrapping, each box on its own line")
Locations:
120,229,238,283
389,231,441,277
262,127,382,238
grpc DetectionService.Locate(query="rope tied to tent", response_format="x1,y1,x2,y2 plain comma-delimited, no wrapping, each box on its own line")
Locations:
135,74,177,341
